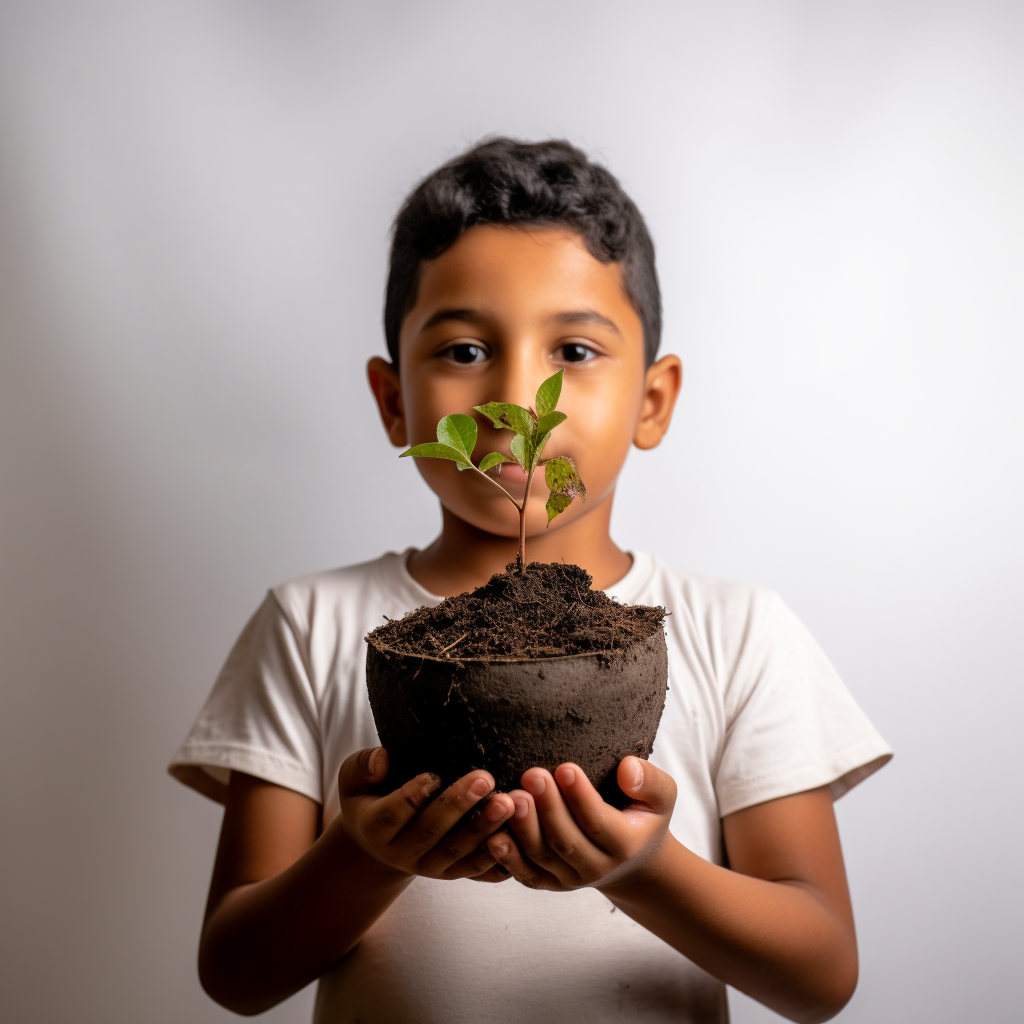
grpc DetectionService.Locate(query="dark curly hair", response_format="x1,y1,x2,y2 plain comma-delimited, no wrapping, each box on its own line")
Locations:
384,137,662,366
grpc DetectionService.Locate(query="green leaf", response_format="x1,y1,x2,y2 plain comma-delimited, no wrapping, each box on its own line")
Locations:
544,455,586,523
473,402,536,442
533,413,567,467
545,492,572,522
473,402,505,429
535,369,563,417
536,410,567,437
510,433,531,470
436,413,477,459
479,451,511,473
533,431,552,464
545,455,586,499
400,442,471,466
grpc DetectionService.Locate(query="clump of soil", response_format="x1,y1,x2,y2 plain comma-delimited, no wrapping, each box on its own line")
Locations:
368,561,665,660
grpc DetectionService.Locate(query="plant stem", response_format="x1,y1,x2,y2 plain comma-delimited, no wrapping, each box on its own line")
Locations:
518,508,526,573
519,463,538,574
472,464,529,572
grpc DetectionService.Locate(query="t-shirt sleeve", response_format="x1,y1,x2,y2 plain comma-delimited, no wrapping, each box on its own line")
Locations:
714,591,892,817
168,591,323,805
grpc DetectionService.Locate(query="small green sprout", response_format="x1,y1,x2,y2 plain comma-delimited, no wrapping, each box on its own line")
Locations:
400,369,586,572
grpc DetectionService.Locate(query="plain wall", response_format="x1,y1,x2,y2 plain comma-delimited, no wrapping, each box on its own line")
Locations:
1,2,1021,1022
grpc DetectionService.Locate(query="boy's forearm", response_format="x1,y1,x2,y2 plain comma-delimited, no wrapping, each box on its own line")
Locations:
199,817,411,1016
601,835,858,1024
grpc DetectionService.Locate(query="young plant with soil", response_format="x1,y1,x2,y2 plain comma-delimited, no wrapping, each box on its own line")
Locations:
366,371,668,807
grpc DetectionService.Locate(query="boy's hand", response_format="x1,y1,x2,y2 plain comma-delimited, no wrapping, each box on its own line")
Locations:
485,756,676,892
338,747,515,881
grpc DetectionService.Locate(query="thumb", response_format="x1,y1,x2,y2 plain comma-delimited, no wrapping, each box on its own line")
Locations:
617,756,676,815
338,746,389,798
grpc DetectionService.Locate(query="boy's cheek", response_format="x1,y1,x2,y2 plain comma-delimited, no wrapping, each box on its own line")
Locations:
563,362,646,433
556,429,632,504
416,461,522,535
399,371,491,445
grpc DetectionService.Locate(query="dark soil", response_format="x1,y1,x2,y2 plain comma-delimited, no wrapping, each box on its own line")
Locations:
367,561,665,660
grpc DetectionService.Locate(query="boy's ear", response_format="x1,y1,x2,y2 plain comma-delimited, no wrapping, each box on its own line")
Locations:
367,356,407,447
634,354,682,450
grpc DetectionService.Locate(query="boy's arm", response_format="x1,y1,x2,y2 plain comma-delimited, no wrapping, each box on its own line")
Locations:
487,761,857,1024
199,749,514,1016
609,788,856,1024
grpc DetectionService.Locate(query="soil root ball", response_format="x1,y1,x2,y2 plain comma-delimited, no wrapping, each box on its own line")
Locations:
366,562,668,808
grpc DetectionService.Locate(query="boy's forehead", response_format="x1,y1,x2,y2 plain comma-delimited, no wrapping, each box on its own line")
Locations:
406,225,642,337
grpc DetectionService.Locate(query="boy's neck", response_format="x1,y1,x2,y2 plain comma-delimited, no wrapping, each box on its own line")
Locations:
407,497,632,598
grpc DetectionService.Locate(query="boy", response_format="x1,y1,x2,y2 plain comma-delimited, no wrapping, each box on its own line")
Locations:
170,138,891,1023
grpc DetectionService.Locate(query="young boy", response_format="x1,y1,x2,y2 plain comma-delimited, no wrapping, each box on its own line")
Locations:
170,138,891,1024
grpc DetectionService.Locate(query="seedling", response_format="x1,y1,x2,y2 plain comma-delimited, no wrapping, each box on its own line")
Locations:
400,369,586,572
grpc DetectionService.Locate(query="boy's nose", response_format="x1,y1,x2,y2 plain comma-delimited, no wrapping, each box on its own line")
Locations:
491,350,547,411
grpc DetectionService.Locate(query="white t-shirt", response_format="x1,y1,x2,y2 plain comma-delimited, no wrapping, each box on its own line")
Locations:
170,550,891,1024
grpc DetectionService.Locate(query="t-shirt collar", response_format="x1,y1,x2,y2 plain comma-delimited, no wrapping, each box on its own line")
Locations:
393,547,653,606
393,547,445,606
603,550,654,605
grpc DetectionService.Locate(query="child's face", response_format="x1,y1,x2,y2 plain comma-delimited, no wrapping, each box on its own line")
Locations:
369,224,679,544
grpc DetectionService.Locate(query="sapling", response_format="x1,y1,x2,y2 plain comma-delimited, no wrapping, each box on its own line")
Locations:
400,369,586,573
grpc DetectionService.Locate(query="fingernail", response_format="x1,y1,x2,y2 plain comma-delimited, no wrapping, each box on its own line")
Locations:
470,777,492,798
369,748,384,775
524,773,545,796
559,766,576,786
513,795,530,818
485,796,510,822
631,759,644,790
491,835,510,857
420,772,442,792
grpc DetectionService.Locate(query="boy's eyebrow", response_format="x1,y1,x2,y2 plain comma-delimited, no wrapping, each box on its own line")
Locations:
419,308,485,332
548,309,621,336
419,307,622,336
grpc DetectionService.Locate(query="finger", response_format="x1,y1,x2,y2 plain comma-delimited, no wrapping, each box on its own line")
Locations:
417,792,516,875
487,831,566,891
397,770,497,855
523,767,608,879
440,840,502,881
467,863,512,883
337,746,390,798
356,770,444,846
507,782,580,886
551,762,626,857
505,789,545,857
616,757,677,815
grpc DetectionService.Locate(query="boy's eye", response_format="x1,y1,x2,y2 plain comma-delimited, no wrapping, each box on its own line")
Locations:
440,343,488,364
556,342,598,363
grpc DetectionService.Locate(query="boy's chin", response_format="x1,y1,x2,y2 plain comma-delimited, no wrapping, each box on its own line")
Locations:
445,507,520,540
442,500,565,544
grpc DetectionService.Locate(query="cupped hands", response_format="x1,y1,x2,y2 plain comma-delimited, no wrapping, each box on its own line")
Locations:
485,756,677,892
337,747,515,881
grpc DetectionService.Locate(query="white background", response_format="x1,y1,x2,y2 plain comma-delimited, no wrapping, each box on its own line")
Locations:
1,2,1021,1021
